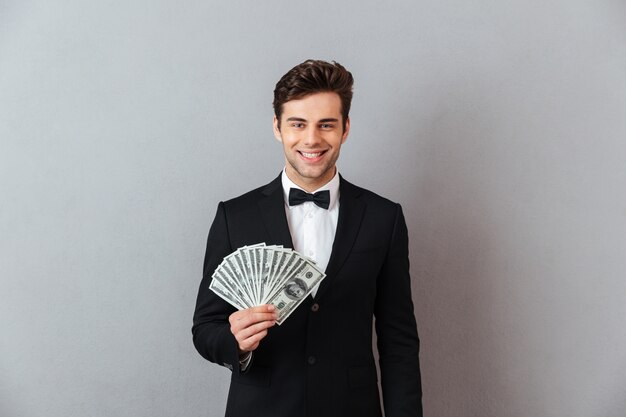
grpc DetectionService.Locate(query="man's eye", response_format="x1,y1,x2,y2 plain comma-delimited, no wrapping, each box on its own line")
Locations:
292,123,304,128
320,124,334,129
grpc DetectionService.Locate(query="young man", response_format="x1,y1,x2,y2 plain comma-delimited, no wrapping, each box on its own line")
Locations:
192,60,422,417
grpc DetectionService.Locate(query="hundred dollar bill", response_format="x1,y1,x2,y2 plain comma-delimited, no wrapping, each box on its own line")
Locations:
272,250,300,288
264,245,284,285
266,248,290,291
218,260,251,306
251,247,264,303
256,246,272,303
212,267,252,309
267,259,326,325
224,252,255,306
239,247,258,304
266,253,303,301
209,244,326,324
209,273,247,310
243,243,265,300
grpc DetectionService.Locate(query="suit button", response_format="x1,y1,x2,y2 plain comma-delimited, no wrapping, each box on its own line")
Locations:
311,303,319,312
307,356,316,365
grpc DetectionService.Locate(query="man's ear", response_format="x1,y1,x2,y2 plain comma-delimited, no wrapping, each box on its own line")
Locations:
273,116,282,142
341,117,350,144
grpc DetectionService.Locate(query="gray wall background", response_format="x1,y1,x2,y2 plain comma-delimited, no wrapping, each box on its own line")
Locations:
1,1,625,416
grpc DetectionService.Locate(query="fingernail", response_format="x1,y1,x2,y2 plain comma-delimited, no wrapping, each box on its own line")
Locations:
267,305,275,311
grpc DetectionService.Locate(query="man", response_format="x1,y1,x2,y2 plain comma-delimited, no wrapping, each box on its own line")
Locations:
192,60,422,417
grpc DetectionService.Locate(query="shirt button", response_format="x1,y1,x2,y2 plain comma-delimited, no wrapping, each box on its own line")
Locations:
306,212,314,219
307,356,316,365
311,303,319,312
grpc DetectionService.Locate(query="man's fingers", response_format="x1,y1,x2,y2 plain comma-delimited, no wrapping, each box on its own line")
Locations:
229,304,274,321
239,304,276,316
235,320,276,352
234,318,276,340
233,319,276,351
238,329,269,352
234,312,277,329
229,305,278,330
228,305,278,352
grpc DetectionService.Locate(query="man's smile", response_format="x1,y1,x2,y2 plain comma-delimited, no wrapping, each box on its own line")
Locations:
298,150,327,160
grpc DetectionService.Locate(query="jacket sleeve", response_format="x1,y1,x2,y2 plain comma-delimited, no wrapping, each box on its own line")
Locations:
375,204,423,417
192,202,242,374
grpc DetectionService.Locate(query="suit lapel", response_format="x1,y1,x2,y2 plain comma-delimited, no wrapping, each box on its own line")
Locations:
314,176,365,301
257,174,294,249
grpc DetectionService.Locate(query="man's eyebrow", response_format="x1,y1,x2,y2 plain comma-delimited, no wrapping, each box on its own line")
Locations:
285,117,339,124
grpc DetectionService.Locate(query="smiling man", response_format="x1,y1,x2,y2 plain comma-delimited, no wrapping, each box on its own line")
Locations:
192,60,423,417
274,91,349,192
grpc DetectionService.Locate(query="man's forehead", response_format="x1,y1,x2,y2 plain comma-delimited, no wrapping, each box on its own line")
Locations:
280,92,343,119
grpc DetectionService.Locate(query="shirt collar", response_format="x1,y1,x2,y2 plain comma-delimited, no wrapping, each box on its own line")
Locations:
281,168,340,211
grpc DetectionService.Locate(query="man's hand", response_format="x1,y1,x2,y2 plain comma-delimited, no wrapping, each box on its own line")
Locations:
229,305,278,354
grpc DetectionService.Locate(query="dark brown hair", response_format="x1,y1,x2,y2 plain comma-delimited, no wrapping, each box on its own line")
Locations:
273,59,354,131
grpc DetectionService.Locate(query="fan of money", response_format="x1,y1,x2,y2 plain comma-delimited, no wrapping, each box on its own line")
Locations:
210,243,326,325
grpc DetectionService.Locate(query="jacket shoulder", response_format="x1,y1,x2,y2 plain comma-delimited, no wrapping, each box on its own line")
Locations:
219,175,281,213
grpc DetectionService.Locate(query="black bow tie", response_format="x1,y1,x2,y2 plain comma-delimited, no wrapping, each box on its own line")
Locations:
288,188,331,209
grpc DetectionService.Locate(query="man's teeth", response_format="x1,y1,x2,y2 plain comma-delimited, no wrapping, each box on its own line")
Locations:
301,151,322,158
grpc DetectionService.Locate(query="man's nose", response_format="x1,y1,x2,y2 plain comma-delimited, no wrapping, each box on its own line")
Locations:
303,127,321,145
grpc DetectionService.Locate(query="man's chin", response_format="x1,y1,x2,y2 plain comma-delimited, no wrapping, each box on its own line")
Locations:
286,161,336,186
297,169,332,183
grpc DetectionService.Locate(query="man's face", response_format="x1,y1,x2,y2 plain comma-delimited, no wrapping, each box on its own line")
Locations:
273,92,350,192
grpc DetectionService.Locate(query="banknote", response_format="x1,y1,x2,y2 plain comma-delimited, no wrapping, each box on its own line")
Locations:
209,243,326,325
266,258,325,324
209,274,247,310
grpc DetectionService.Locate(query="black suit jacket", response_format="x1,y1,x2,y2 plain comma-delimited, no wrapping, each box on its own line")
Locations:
193,175,422,417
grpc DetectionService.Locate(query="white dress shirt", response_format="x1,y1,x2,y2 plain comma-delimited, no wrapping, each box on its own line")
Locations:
281,168,340,298
240,170,341,370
